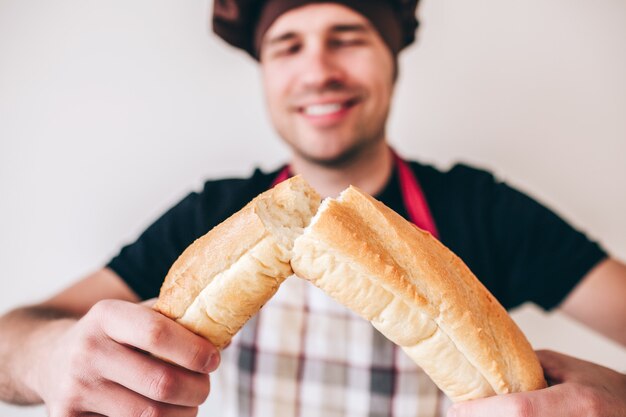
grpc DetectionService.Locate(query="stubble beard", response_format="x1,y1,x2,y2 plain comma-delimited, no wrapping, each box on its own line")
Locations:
288,125,387,169
274,82,392,169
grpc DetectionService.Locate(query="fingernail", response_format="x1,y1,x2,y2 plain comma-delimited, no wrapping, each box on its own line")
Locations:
204,353,220,373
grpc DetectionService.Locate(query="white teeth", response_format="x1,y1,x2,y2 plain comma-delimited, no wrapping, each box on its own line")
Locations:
303,103,343,116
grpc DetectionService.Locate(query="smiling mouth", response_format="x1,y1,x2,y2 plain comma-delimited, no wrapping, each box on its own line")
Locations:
299,98,360,117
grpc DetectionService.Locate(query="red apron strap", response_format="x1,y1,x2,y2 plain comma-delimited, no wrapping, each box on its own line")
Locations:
390,149,440,239
271,165,291,188
269,148,440,239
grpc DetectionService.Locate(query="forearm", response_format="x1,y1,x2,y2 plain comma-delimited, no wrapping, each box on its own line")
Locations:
560,258,626,347
0,306,76,405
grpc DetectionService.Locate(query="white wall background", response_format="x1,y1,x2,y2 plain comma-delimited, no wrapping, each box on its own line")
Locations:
1,0,624,415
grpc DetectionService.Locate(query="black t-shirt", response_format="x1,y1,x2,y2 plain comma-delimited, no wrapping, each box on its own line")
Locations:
107,161,607,311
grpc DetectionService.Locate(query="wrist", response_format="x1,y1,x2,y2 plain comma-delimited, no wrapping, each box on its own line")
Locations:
21,318,76,402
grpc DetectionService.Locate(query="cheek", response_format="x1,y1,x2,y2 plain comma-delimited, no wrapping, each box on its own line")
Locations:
262,65,290,113
362,73,393,113
347,54,394,101
373,63,394,108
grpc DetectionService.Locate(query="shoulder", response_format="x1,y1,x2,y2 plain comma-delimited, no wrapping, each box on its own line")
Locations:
404,159,540,242
407,159,552,221
406,159,500,199
193,166,282,222
407,159,496,181
199,167,278,198
155,166,282,233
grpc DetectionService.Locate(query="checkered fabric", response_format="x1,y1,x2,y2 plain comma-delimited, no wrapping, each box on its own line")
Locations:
213,276,452,417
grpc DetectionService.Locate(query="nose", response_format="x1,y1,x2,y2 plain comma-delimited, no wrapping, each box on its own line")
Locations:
298,43,346,92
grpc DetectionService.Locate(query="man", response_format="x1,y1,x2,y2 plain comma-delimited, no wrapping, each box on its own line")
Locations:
0,0,625,416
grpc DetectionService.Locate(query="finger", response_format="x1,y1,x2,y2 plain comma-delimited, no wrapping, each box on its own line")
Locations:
141,298,157,308
536,350,594,384
535,349,598,370
92,300,219,373
447,384,574,417
95,341,211,407
535,350,569,384
536,349,576,369
82,380,198,417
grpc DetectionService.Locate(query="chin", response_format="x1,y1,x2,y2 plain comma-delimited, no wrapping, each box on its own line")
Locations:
297,143,364,168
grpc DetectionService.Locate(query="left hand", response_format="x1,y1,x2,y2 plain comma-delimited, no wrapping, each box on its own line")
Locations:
447,349,626,417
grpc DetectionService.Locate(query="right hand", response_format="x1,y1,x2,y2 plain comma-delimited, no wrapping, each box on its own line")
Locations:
34,299,220,417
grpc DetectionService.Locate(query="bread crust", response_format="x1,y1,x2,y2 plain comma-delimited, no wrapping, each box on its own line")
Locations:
154,176,320,349
154,202,269,320
154,177,546,400
291,186,547,401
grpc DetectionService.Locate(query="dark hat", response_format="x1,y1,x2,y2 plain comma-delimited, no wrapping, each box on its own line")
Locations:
212,0,420,60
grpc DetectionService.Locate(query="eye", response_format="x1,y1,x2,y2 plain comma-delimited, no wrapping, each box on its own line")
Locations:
329,37,367,48
272,42,302,58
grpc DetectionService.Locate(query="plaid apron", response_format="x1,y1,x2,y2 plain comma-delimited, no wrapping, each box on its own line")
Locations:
213,149,451,417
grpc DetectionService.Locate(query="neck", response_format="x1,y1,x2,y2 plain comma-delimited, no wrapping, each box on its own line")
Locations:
289,141,394,198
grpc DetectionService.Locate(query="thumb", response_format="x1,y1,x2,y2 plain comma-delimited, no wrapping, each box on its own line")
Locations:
139,297,157,308
447,384,572,417
536,349,592,384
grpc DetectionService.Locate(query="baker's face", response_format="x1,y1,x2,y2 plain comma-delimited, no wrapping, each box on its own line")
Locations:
259,3,395,166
